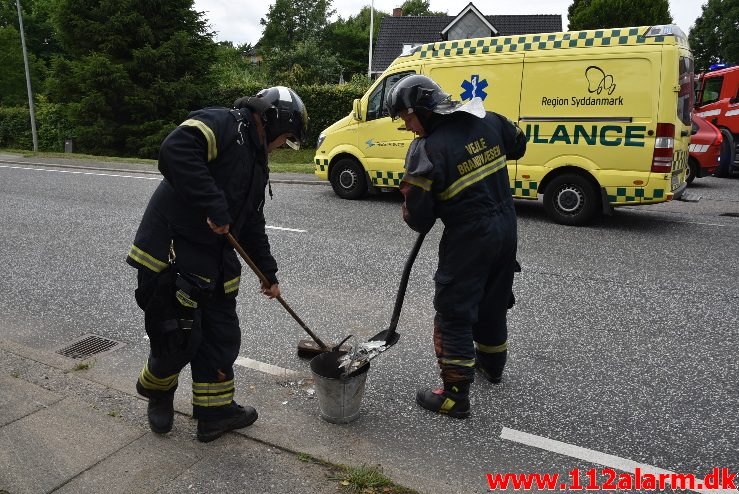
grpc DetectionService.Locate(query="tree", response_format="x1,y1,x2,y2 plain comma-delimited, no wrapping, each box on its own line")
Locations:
259,0,346,85
399,0,446,16
263,37,342,85
568,0,672,30
0,26,31,106
1,0,62,62
324,6,388,81
0,0,60,106
46,0,216,157
689,0,739,72
211,41,267,88
259,0,334,51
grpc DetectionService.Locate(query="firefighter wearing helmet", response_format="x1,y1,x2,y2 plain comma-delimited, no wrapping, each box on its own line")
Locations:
126,86,307,441
386,74,526,419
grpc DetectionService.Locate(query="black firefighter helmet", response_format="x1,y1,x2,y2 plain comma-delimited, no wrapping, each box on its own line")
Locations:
384,74,451,120
234,86,308,149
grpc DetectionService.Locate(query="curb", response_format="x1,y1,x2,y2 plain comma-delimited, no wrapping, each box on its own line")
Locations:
0,158,328,186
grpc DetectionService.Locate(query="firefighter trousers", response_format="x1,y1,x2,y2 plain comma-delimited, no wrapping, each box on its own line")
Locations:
433,210,517,384
136,269,242,420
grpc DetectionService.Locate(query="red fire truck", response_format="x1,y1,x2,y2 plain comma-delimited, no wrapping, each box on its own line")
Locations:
695,65,739,177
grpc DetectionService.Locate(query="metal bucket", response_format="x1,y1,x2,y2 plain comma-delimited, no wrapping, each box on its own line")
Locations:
310,350,369,424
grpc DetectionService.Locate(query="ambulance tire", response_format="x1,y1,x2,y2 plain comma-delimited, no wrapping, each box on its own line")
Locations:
330,158,367,200
715,129,734,178
543,173,600,226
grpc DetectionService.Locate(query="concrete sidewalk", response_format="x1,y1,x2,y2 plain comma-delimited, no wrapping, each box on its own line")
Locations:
0,343,402,494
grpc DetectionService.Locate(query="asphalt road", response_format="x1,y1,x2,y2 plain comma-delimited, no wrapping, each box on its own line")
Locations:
1,159,737,494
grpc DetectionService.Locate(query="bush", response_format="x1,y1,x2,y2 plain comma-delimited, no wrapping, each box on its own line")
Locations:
0,107,32,150
0,99,74,152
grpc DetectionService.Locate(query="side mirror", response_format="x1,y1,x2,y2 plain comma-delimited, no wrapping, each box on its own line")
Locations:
352,99,363,121
730,97,739,104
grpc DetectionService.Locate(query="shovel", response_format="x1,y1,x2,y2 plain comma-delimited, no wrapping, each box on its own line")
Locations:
225,233,347,358
340,231,426,376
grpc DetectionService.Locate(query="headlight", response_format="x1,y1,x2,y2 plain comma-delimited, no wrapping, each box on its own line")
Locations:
316,133,326,149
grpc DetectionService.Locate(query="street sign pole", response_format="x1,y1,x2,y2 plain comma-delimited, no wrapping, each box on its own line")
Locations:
16,0,38,152
368,0,374,79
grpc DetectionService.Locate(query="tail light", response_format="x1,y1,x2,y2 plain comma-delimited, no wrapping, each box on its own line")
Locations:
651,123,675,173
714,126,723,146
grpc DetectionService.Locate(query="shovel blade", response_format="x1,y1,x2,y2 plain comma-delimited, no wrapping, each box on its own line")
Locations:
368,329,400,347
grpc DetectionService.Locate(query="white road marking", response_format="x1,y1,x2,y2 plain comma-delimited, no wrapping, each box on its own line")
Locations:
500,427,738,494
0,164,162,180
234,357,299,378
266,225,307,233
1,164,309,232
660,218,729,227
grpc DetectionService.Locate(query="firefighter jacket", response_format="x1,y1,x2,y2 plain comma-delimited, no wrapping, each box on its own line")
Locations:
399,111,526,232
126,107,277,298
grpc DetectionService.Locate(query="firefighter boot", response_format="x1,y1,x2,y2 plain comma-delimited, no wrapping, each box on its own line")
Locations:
416,382,470,419
197,402,258,443
136,380,175,434
476,349,506,384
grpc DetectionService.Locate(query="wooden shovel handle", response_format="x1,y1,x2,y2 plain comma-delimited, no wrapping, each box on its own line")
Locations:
225,233,328,350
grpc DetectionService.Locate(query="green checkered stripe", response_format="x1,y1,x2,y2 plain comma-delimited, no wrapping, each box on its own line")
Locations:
415,27,666,58
371,170,404,187
314,158,329,173
511,180,538,198
606,187,665,204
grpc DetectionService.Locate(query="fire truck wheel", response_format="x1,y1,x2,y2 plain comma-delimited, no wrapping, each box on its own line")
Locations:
715,129,735,178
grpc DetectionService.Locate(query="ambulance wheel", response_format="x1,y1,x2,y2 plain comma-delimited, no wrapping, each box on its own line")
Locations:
715,129,735,178
543,173,600,226
330,158,367,199
686,158,697,185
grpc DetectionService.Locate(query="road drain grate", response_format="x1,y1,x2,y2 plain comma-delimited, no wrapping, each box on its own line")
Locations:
56,334,124,359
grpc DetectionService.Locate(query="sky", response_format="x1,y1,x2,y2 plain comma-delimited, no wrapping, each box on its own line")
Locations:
191,0,705,47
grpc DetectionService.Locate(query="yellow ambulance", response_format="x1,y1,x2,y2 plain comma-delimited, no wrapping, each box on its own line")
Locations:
314,25,694,225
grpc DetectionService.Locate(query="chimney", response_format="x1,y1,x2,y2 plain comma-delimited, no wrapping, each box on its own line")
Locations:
393,7,403,16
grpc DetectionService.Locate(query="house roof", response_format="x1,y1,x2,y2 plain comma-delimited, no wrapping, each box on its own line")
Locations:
441,3,497,37
372,14,563,73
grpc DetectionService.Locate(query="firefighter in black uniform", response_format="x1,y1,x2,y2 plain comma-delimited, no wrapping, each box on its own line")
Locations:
385,75,525,419
126,86,308,442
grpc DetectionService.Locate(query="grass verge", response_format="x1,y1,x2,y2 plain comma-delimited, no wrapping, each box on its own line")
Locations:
292,454,417,494
0,148,157,166
0,147,316,174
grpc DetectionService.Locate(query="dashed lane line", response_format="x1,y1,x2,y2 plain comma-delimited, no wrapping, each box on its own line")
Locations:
266,225,307,233
0,163,161,180
1,164,309,233
500,427,738,494
234,357,300,378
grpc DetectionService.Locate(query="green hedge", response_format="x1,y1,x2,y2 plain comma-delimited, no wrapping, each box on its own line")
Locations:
0,101,74,152
0,84,366,155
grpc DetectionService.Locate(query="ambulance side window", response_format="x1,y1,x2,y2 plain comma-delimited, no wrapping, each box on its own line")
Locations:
366,71,415,121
